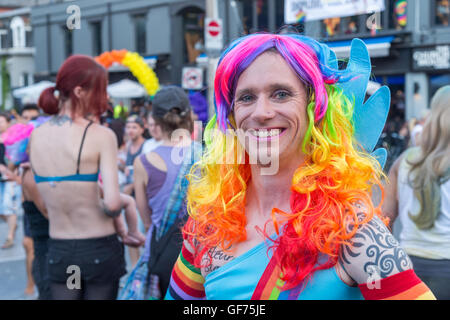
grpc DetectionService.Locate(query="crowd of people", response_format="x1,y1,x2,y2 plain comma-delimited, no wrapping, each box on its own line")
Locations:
0,55,200,300
0,32,448,300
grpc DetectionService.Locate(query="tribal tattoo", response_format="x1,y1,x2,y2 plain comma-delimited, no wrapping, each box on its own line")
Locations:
338,211,413,285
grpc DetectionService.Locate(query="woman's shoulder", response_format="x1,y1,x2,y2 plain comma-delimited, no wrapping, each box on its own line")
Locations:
87,122,117,144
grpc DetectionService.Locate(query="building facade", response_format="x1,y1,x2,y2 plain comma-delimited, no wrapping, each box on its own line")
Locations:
0,7,35,110
30,0,249,88
30,0,450,120
299,0,450,121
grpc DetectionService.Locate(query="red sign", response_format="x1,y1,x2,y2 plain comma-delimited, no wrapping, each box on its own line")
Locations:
205,18,223,50
207,20,221,37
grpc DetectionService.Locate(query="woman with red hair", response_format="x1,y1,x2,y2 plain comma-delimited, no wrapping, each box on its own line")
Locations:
30,55,140,300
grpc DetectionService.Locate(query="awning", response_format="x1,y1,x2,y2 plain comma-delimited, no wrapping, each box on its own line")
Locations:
326,36,395,58
12,80,55,103
107,79,147,98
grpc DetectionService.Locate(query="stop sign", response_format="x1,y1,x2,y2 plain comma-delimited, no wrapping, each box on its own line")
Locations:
205,18,223,50
207,20,220,37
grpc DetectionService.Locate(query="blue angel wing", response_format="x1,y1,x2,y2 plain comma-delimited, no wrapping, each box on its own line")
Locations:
331,38,390,168
371,148,388,170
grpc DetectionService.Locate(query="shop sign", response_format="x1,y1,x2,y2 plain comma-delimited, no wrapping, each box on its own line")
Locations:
412,45,450,71
284,0,385,23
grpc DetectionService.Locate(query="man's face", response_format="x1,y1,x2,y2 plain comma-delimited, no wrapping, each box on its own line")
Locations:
0,116,9,133
21,109,40,123
233,52,309,168
125,122,144,141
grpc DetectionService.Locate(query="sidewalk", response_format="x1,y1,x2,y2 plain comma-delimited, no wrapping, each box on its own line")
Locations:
0,210,26,263
0,209,138,299
0,210,37,300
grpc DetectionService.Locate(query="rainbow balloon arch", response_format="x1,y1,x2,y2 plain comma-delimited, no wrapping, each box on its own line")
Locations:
95,49,159,97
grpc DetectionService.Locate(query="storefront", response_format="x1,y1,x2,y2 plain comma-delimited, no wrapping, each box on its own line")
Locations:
412,44,450,99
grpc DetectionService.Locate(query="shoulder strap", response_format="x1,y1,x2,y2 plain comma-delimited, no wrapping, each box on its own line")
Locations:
148,214,187,272
76,121,94,174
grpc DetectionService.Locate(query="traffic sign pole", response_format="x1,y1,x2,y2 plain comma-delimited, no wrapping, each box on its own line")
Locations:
205,0,221,122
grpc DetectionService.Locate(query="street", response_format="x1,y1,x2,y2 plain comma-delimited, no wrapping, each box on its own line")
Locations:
0,211,35,300
0,211,135,300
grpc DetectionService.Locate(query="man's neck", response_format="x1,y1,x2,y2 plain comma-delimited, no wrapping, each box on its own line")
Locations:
246,153,305,220
130,136,145,149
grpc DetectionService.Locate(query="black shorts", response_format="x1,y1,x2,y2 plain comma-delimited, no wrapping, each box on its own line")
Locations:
23,212,32,238
47,234,127,284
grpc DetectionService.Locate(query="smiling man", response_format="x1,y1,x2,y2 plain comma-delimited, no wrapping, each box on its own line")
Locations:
165,34,435,300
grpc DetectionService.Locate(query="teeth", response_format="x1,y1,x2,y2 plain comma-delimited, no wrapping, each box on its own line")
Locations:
249,129,282,138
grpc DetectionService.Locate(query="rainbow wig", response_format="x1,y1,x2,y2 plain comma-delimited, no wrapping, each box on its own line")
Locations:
184,33,388,290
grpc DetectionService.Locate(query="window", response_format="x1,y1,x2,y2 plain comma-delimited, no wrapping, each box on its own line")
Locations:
256,0,269,31
435,0,450,26
430,74,450,99
63,26,73,58
181,8,204,64
275,0,284,29
91,21,102,56
238,0,274,33
134,14,147,55
0,30,7,49
21,73,30,87
241,0,254,34
322,17,341,37
25,28,33,48
390,0,407,30
10,16,26,48
238,0,301,34
342,15,360,35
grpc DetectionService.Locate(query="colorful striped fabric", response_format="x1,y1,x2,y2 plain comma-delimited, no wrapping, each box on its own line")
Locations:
251,255,305,300
165,244,206,300
358,269,436,300
252,254,285,299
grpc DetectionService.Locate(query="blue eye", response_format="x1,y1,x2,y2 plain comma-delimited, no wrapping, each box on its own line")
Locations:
274,91,290,99
238,94,254,103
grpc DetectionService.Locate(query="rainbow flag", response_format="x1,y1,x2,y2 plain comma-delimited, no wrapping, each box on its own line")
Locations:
295,9,306,23
395,0,407,27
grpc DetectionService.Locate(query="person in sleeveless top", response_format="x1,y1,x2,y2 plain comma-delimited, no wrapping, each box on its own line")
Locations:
132,86,194,298
165,34,435,300
30,55,142,300
123,115,146,195
121,115,146,268
383,85,450,299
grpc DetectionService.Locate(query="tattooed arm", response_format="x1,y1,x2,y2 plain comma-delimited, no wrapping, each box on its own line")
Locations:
338,208,435,300
338,213,412,285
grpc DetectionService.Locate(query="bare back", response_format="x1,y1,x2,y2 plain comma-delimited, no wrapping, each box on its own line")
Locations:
30,116,117,239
